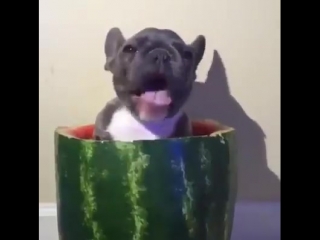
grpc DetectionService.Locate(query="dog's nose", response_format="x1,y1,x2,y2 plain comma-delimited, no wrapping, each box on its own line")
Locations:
149,48,170,63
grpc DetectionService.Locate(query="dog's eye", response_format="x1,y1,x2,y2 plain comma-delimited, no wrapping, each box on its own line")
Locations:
123,45,137,53
183,50,193,59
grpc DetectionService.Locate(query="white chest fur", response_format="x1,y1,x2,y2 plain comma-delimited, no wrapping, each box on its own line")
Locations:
107,108,182,142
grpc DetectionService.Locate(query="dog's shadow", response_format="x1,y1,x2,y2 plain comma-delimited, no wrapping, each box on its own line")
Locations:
185,50,280,201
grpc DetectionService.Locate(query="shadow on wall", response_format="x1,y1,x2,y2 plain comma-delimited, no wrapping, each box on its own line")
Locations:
185,50,280,201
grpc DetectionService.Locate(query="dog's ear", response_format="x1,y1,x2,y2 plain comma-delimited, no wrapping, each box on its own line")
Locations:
190,35,206,68
104,28,125,71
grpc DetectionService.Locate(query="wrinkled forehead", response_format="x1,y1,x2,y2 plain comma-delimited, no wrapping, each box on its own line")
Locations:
127,28,186,46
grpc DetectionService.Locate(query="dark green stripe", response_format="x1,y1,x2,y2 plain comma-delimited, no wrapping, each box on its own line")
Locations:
91,142,133,240
142,141,177,240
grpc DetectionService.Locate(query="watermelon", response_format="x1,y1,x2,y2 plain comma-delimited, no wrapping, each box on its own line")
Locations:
54,120,237,240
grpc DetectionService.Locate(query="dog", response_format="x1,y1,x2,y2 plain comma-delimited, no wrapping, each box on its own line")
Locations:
94,27,206,141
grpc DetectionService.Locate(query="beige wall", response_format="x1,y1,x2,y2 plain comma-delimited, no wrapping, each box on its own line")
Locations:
39,0,280,202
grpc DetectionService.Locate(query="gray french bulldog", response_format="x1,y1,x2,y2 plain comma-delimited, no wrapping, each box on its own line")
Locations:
94,27,206,141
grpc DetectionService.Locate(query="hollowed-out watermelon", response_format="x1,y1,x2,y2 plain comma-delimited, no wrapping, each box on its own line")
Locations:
55,120,237,240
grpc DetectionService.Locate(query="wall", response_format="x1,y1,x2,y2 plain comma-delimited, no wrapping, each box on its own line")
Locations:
39,0,280,202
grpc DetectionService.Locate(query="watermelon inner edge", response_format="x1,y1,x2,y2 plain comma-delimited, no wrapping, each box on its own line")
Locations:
56,120,233,141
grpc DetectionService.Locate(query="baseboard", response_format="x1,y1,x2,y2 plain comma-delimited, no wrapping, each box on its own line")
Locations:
39,203,57,217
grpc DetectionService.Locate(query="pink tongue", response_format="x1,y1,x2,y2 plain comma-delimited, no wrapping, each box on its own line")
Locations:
140,90,171,105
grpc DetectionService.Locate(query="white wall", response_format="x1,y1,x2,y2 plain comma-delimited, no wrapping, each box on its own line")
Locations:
39,0,280,202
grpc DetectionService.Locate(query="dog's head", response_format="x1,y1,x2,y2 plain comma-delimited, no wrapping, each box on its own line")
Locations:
104,27,206,121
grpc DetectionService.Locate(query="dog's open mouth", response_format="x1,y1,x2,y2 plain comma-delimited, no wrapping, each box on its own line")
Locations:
131,74,172,106
131,74,172,120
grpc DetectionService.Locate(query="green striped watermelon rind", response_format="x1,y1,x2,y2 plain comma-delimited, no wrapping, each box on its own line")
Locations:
54,121,237,240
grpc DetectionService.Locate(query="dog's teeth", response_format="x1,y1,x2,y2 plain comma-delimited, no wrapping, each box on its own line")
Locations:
154,90,171,104
140,90,171,105
142,92,156,101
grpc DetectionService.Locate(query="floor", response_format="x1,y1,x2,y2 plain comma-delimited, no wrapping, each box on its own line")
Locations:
39,202,280,240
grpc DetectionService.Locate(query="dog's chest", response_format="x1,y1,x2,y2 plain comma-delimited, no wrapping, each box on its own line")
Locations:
107,108,179,142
